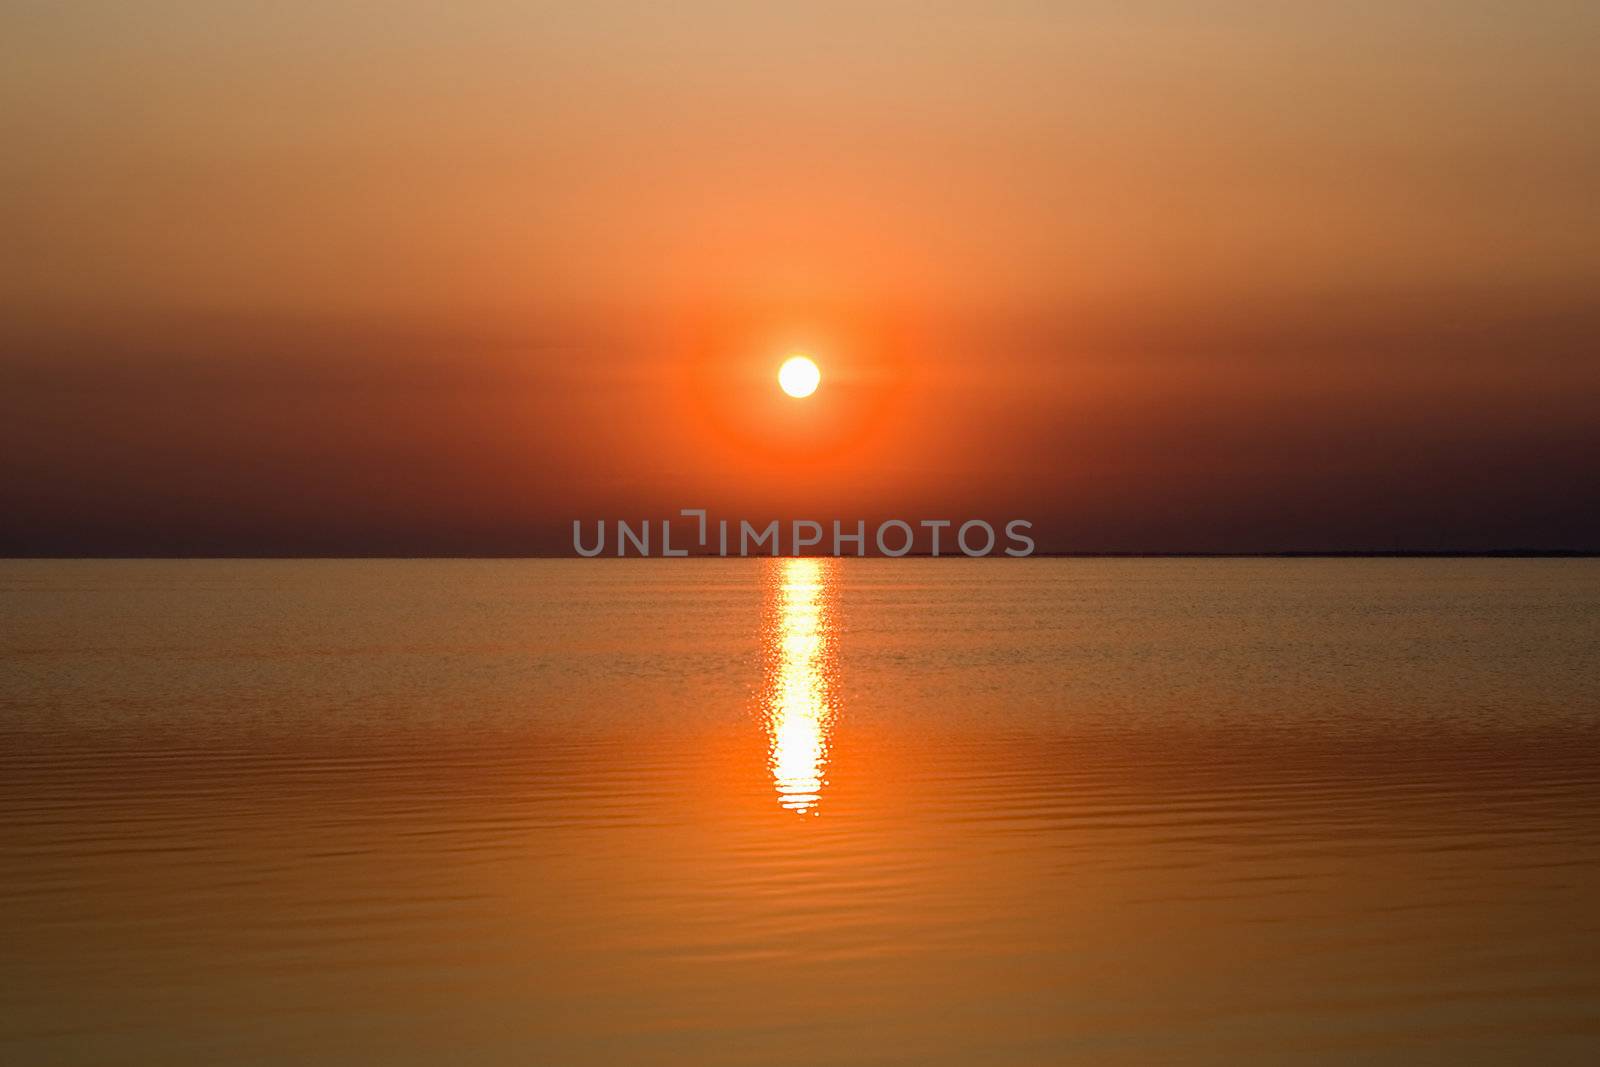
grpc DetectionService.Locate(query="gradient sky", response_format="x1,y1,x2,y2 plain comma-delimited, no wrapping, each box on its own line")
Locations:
3,1,1598,554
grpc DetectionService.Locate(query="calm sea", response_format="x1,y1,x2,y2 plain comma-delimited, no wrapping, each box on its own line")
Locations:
3,559,1598,1064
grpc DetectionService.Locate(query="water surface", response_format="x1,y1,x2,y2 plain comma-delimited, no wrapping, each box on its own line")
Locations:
3,559,1598,1063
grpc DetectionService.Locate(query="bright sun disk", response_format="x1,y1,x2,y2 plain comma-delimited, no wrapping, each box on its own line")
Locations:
778,355,820,398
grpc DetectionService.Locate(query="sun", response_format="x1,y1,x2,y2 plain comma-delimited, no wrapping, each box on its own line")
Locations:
778,355,820,399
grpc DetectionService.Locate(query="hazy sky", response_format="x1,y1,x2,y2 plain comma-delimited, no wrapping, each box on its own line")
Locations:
3,2,1598,553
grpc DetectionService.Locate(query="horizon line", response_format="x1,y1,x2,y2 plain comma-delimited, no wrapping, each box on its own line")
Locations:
2,550,1596,561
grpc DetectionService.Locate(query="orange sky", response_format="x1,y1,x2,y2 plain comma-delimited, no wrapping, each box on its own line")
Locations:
2,3,1597,553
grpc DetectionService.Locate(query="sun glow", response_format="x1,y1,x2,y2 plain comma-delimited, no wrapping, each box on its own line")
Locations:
778,355,820,399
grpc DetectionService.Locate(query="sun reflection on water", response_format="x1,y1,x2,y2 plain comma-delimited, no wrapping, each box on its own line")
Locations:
762,558,838,814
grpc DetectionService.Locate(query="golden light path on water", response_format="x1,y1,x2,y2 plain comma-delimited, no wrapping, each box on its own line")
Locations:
763,558,838,813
